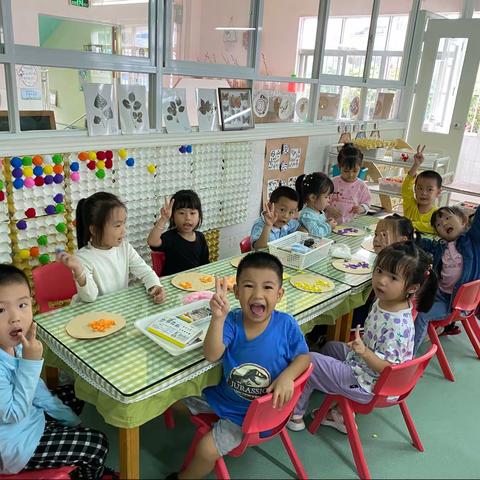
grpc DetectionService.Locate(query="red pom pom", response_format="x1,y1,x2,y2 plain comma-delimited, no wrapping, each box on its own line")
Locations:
105,150,113,160
34,176,45,187
0,191,5,202
25,208,36,218
87,161,96,171
105,158,113,169
96,151,106,161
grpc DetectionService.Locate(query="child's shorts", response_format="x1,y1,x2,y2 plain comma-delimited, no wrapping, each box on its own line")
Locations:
182,396,243,456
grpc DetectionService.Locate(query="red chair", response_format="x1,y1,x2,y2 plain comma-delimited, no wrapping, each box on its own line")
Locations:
181,364,313,479
239,236,252,254
151,251,166,277
32,262,77,314
0,466,76,479
427,279,480,382
309,345,437,480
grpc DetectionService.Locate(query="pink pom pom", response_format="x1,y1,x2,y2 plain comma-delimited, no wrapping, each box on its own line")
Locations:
182,291,214,305
71,172,80,182
24,177,35,188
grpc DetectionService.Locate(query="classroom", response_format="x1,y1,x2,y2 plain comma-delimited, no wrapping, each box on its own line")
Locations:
0,1,479,479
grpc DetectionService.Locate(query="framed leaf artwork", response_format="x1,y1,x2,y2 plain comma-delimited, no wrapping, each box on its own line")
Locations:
118,84,149,134
83,83,119,136
162,88,191,133
196,88,219,132
218,88,254,131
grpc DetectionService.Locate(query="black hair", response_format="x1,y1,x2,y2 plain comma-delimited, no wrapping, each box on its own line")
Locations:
295,172,334,210
430,206,468,229
169,190,203,229
416,170,442,189
377,214,415,241
236,251,283,285
76,192,126,249
0,264,31,293
337,143,363,170
374,241,438,312
269,186,299,205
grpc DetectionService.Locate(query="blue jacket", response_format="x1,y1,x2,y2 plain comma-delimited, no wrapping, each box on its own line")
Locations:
0,346,80,474
419,207,480,309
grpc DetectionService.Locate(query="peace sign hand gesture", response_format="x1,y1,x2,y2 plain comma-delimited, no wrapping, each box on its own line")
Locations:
160,197,174,222
263,202,278,227
19,323,43,361
210,277,230,322
413,145,425,167
347,325,367,357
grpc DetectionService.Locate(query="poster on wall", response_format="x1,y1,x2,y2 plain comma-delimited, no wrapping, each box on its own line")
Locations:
262,137,308,206
162,88,191,133
83,83,119,136
118,84,149,134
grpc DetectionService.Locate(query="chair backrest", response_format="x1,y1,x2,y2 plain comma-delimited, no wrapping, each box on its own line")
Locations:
32,263,77,313
0,466,76,479
235,363,313,451
239,236,252,254
151,251,166,277
452,279,480,314
371,345,437,407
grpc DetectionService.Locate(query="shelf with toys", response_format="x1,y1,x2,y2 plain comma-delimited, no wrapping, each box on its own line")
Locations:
327,138,453,212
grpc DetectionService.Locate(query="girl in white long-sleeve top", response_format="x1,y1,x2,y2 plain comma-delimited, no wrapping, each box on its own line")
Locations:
56,191,165,304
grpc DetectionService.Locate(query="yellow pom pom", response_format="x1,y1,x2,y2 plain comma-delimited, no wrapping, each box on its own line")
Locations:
96,160,105,170
43,165,54,175
88,151,97,161
19,249,30,259
23,167,34,178
118,148,127,159
147,164,156,174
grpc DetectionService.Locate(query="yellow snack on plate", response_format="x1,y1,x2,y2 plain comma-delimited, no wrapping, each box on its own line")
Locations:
179,281,193,289
199,275,214,283
88,318,116,332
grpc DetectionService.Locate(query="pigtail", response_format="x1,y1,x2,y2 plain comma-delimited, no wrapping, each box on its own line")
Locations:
415,266,439,312
75,198,88,249
295,174,306,210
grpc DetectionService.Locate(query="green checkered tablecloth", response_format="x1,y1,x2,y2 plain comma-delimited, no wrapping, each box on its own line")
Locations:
36,256,350,408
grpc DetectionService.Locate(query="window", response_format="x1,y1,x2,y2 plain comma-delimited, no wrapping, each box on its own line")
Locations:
169,0,254,67
0,65,8,130
11,0,149,57
420,0,462,18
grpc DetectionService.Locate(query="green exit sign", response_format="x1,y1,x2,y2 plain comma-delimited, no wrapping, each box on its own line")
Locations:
70,0,89,7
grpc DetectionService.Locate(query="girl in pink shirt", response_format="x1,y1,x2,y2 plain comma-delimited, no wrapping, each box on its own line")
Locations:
327,143,371,224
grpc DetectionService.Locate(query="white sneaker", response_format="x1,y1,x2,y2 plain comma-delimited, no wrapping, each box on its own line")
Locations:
286,415,305,431
317,408,348,435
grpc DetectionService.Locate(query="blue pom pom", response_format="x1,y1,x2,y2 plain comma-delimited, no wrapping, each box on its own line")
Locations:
70,162,80,172
10,157,22,168
126,158,135,167
186,145,192,154
33,166,43,176
13,178,24,189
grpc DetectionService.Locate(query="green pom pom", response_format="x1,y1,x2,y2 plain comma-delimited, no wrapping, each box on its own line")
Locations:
37,235,48,246
0,180,4,190
22,156,33,166
55,203,65,213
39,254,50,265
56,222,67,233
95,169,106,179
52,154,63,165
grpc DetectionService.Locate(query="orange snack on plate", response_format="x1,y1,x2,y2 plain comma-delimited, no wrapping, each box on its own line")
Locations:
199,275,214,283
88,318,116,332
221,276,236,291
179,281,193,289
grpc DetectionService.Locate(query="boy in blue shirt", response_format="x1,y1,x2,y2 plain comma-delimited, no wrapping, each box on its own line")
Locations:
176,252,310,479
250,186,299,249
0,264,112,479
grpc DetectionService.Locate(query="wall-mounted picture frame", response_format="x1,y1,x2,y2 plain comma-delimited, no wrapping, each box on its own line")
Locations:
218,88,254,131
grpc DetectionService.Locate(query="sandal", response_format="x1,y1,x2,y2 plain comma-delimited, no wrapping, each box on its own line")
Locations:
311,408,348,434
286,415,306,431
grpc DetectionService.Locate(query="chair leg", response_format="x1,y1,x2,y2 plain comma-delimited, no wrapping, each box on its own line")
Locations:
339,399,371,480
308,396,334,434
428,323,455,382
469,315,480,342
180,428,206,472
45,366,59,389
280,429,308,479
399,401,424,452
164,407,175,429
462,318,480,359
214,457,230,480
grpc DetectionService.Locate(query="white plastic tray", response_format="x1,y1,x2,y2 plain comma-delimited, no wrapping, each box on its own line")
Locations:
134,299,211,356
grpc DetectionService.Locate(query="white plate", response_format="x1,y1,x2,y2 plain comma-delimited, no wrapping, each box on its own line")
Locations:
253,92,269,118
295,98,309,120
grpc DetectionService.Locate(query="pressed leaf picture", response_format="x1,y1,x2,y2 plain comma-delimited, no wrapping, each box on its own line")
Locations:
83,84,119,136
118,84,149,134
162,88,191,133
196,88,219,132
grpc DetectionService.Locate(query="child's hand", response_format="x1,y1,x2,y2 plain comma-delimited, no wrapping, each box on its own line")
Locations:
347,325,367,357
149,285,166,304
56,251,84,279
210,277,230,321
327,217,337,228
263,202,278,227
266,373,294,409
160,197,174,222
325,205,342,220
19,323,43,361
351,205,365,215
413,145,425,166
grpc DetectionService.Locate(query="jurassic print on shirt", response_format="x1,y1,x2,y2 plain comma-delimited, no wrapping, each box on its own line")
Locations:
227,363,271,400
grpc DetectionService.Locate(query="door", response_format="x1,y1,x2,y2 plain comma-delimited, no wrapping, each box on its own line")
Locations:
408,19,480,176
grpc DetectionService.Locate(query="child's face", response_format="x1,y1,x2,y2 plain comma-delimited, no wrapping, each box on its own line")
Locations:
93,206,127,249
0,282,33,354
174,208,200,234
433,212,468,242
372,266,409,307
373,220,408,254
272,197,298,228
308,192,331,212
414,177,440,209
340,165,361,183
234,267,284,325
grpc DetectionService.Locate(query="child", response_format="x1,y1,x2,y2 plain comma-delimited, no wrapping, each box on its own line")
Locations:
0,264,111,478
173,252,310,479
287,242,437,433
414,205,480,352
250,186,299,249
402,145,442,234
57,192,164,304
296,172,336,237
372,214,415,254
326,143,371,224
148,190,209,276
